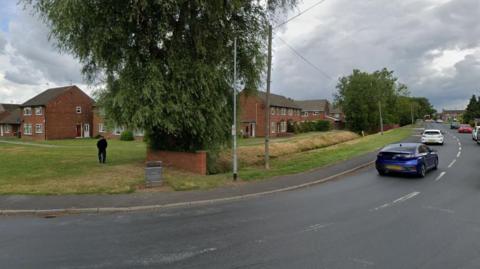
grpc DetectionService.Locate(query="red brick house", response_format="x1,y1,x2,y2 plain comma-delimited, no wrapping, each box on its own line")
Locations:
295,99,330,121
92,106,144,139
20,86,94,140
240,91,302,137
0,104,21,137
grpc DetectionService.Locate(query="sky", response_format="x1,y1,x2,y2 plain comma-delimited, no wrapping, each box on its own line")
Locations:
0,0,479,111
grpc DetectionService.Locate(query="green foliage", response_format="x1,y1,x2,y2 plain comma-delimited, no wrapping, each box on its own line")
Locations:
463,95,480,124
207,151,230,175
292,120,331,133
335,68,435,133
120,130,134,141
25,0,298,152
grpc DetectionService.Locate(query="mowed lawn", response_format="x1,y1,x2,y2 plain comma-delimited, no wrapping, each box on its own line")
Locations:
0,126,413,194
0,139,146,194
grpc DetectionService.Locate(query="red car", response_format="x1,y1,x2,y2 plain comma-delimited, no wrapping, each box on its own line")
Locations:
458,124,473,133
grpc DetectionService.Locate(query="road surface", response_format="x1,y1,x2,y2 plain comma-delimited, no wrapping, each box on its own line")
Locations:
1,123,479,268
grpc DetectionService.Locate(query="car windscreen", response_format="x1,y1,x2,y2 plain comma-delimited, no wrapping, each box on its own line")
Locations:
424,131,440,135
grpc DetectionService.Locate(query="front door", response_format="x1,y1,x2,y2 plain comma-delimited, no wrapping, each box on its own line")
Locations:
76,124,81,137
84,124,90,138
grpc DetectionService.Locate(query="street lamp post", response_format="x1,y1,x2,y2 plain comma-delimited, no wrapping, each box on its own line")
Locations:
232,37,238,181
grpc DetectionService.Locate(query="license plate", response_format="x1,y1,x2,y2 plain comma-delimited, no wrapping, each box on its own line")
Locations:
385,165,403,171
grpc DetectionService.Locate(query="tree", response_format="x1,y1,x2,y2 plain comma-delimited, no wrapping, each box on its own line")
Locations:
463,94,480,124
334,68,404,133
24,0,297,152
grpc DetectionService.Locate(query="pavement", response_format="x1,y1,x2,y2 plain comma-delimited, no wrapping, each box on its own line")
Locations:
2,123,480,268
0,138,390,214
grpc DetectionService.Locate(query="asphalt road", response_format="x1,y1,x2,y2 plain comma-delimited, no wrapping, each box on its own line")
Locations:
1,123,480,269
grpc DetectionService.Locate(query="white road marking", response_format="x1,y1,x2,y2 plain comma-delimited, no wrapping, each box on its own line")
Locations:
435,171,446,181
423,205,454,214
458,142,461,146
301,223,334,233
351,258,375,266
371,191,420,211
457,151,461,158
448,159,456,168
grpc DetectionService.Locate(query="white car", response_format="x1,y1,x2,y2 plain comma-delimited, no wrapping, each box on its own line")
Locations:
472,126,480,141
436,119,444,123
421,129,444,145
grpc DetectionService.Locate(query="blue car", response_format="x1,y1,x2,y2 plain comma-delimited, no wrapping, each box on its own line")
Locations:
376,143,438,177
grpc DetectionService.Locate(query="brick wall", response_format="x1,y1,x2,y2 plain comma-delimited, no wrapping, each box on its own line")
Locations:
45,88,93,140
0,124,19,137
21,108,47,140
146,149,207,175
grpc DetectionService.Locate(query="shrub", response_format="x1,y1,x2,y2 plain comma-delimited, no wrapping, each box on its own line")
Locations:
315,120,331,131
120,130,134,141
207,150,230,174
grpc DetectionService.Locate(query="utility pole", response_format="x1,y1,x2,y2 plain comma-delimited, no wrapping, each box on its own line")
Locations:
379,101,384,135
232,37,238,181
264,24,272,170
410,103,414,126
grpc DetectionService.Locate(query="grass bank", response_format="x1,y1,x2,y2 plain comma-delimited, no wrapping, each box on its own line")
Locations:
0,127,412,194
166,127,412,191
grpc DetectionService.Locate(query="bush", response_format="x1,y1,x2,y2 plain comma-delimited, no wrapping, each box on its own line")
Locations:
295,120,331,133
120,130,134,141
207,151,230,174
315,120,331,131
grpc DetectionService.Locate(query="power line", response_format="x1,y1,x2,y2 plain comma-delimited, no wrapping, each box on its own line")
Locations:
274,0,328,29
277,36,334,81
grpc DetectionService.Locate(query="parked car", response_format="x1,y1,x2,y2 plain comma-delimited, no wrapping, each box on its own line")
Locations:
472,126,480,141
421,129,444,145
458,124,473,133
436,119,444,123
450,121,460,129
376,143,438,177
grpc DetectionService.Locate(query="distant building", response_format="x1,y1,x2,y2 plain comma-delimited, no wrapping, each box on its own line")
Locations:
20,85,94,140
0,104,21,137
295,99,330,121
92,106,144,139
440,109,464,122
240,91,302,137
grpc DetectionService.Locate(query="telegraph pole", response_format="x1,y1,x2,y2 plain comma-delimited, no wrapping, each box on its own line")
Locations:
379,101,384,135
264,24,272,170
232,37,238,181
410,103,414,126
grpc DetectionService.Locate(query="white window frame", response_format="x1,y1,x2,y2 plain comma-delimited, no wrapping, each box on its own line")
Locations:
24,107,32,116
76,106,82,114
288,109,293,116
313,111,320,116
24,124,32,135
35,124,43,134
271,107,275,115
4,124,11,133
134,129,144,137
35,107,43,116
302,112,308,117
113,126,124,135
99,123,105,133
271,122,276,134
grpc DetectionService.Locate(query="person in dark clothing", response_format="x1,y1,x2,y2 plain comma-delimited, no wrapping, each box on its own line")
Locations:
96,136,108,163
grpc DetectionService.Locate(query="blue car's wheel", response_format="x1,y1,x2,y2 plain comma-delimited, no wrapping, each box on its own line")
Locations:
433,158,438,170
418,163,426,178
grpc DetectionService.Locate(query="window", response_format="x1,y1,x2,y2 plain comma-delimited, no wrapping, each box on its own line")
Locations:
280,121,287,132
99,123,105,133
113,126,124,135
23,124,32,135
271,122,276,134
76,106,82,114
134,129,144,137
302,112,308,117
35,124,43,134
288,109,293,116
35,107,43,115
313,111,320,116
271,107,275,115
24,107,32,116
4,125,11,133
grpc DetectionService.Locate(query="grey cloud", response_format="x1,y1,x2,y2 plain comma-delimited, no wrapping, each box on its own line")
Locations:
5,7,83,86
272,0,480,110
0,32,6,54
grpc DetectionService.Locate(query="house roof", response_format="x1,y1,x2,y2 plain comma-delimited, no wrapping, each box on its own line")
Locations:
442,109,464,114
0,104,21,124
257,91,300,109
295,99,329,112
22,85,79,106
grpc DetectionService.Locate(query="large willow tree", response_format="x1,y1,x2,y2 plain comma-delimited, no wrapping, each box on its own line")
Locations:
25,0,297,151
